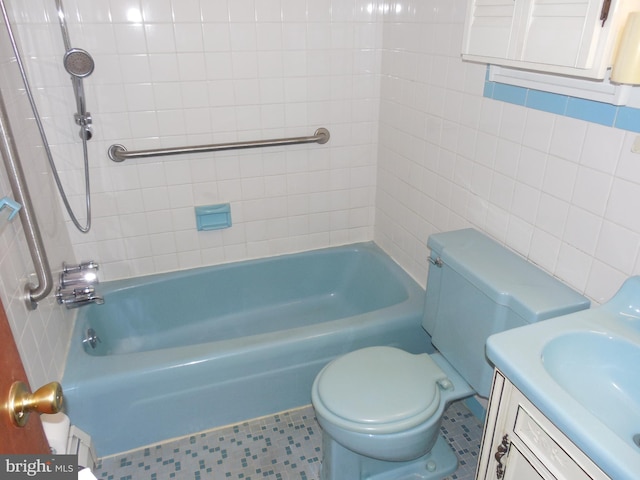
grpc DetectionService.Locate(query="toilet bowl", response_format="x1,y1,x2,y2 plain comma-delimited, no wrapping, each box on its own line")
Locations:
311,228,590,480
312,347,471,462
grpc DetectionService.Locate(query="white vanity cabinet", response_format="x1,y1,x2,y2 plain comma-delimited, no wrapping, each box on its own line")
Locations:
461,0,634,79
476,371,610,480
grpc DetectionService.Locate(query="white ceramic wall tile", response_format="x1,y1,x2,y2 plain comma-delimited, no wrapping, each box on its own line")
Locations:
522,109,555,152
617,132,640,184
517,147,546,189
596,221,640,275
7,0,384,284
493,139,520,179
606,178,640,233
563,206,602,255
542,156,577,202
535,193,569,236
0,2,76,390
585,259,628,305
555,243,592,292
511,183,539,225
478,98,502,136
374,0,640,306
549,116,587,163
5,0,640,391
580,123,624,175
499,103,526,144
571,166,612,216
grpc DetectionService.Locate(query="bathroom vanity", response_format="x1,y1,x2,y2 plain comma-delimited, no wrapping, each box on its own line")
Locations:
476,371,609,480
477,276,640,480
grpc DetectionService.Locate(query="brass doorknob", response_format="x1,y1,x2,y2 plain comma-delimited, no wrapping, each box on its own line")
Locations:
7,381,63,427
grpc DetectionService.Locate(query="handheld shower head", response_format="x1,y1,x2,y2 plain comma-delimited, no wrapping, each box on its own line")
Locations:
63,48,94,78
63,48,94,139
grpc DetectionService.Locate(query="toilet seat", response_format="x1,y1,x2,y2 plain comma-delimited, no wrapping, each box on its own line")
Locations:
313,346,451,434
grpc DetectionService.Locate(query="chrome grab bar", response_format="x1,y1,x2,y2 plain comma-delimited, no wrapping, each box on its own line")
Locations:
0,90,53,310
108,127,330,162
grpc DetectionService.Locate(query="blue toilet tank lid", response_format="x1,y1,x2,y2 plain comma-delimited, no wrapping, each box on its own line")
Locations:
427,229,590,324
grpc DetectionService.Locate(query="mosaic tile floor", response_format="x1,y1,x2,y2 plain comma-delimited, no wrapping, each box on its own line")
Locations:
95,400,484,480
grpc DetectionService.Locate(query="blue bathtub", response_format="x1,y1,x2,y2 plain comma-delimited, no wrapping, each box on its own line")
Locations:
62,242,431,456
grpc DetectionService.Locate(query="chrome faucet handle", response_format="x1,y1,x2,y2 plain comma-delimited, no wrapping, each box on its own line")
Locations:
56,261,103,308
73,285,95,296
56,285,104,308
60,260,99,288
59,271,98,288
62,260,99,274
72,287,104,306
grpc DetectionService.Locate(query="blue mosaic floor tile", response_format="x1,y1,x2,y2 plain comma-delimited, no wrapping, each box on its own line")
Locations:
95,401,483,480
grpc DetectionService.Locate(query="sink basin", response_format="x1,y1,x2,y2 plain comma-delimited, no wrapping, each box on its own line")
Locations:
486,276,640,480
542,331,640,449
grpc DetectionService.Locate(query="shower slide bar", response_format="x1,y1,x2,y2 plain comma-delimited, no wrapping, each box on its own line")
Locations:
108,127,330,162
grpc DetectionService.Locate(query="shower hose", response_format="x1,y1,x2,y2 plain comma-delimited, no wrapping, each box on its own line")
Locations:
0,0,92,233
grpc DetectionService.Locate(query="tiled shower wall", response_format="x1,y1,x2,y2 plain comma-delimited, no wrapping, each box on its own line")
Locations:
10,0,383,282
0,2,76,389
4,0,640,389
375,0,640,305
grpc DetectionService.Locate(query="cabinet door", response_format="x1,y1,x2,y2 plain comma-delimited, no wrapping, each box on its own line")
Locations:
461,0,621,78
517,0,606,68
476,372,548,480
461,0,520,59
501,444,546,480
476,371,611,480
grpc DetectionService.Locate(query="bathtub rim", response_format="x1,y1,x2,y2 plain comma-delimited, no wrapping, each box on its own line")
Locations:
61,241,430,456
63,241,425,381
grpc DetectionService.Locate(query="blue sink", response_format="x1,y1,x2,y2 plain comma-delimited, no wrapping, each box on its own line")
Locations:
542,331,640,449
486,276,640,480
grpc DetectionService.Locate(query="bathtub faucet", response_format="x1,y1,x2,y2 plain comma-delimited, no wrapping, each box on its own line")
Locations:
60,260,99,287
56,261,104,308
56,285,104,308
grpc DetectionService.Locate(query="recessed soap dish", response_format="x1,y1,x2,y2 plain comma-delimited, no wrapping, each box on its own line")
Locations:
195,203,232,231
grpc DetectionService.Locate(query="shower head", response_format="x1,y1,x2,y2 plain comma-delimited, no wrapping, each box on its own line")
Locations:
63,47,94,139
63,48,94,78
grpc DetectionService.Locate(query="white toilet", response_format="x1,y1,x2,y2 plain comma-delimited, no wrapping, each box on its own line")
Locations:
311,229,589,480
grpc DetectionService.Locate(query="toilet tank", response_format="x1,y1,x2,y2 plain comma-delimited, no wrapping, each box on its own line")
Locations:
423,229,589,397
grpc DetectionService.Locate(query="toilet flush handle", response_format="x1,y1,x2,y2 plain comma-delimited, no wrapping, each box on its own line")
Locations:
428,256,443,268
